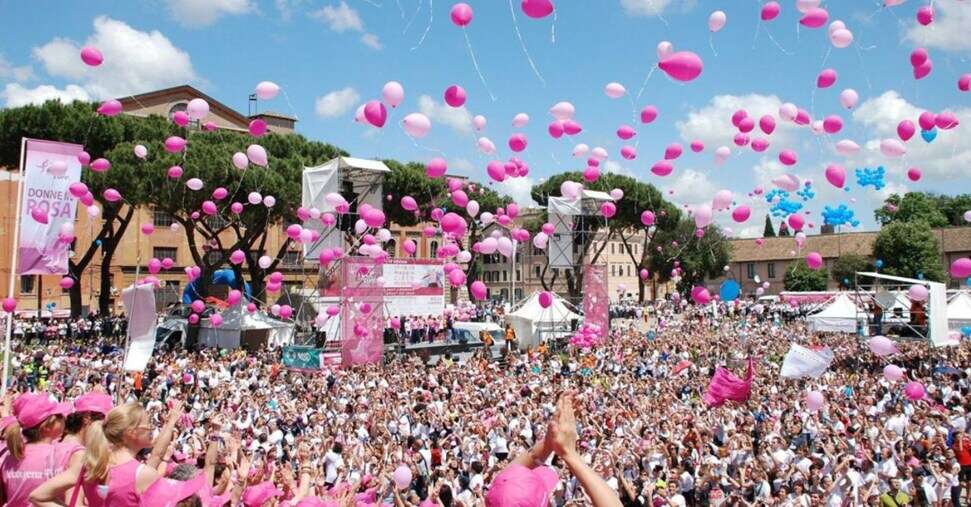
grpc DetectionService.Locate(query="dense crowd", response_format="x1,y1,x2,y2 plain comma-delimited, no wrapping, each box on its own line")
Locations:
0,299,970,507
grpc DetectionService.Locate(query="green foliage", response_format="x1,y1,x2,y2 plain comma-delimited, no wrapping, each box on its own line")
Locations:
762,214,776,237
872,220,945,282
784,262,829,291
875,192,971,227
648,218,731,293
830,254,872,289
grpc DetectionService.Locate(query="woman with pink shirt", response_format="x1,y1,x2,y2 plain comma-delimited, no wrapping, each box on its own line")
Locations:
29,400,183,507
0,393,73,506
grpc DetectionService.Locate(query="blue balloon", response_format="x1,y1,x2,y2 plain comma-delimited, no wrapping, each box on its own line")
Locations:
962,326,971,337
875,259,884,269
719,280,741,302
967,277,971,286
917,273,924,280
95,239,102,246
921,128,937,143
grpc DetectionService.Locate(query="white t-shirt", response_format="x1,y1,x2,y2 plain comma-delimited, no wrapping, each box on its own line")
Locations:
324,451,343,483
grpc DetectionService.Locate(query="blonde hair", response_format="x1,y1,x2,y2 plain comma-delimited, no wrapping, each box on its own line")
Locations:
84,403,147,482
4,416,65,461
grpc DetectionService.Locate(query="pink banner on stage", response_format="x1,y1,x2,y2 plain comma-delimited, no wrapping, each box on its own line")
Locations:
583,265,608,340
17,139,83,275
340,258,385,366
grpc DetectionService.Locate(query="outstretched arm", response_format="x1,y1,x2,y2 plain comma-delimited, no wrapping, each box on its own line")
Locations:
550,394,622,507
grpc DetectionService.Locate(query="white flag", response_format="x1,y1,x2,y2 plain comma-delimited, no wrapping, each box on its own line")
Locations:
780,344,833,379
122,283,157,372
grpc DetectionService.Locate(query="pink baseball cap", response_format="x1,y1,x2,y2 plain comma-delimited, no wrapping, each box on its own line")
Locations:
294,498,337,507
242,481,283,507
485,464,559,507
0,415,17,432
14,393,72,429
140,473,208,507
74,392,113,415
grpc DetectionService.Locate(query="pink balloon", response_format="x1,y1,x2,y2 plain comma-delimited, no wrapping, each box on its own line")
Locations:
96,100,122,117
907,167,922,182
658,51,704,82
760,1,780,21
759,115,776,135
538,291,553,308
779,150,798,166
426,157,447,179
916,5,933,25
731,206,751,223
248,119,268,137
651,160,674,177
59,276,74,290
364,100,387,128
950,258,971,278
80,46,103,66
897,120,916,141
164,136,186,153
822,115,843,134
690,140,704,152
805,391,824,411
470,281,487,300
751,138,769,152
914,60,933,80
563,120,582,135
450,2,473,26
167,165,183,179
805,251,823,270
141,223,155,235
30,207,49,224
103,188,122,202
737,116,755,133
664,143,683,160
918,111,937,131
691,286,711,305
799,7,829,28
904,381,925,401
839,89,859,109
90,158,111,172
617,125,637,140
910,48,928,67
403,239,417,255
883,364,904,382
936,111,959,130
620,146,637,160
583,166,600,182
600,202,616,218
508,133,528,152
907,284,929,302
816,68,837,88
733,133,750,147
521,0,554,19
640,210,656,226
401,196,418,212
444,85,467,107
69,182,89,198
640,105,658,124
1,298,15,313
382,81,405,108
959,74,971,92
824,164,846,188
171,111,189,127
486,161,506,182
77,151,90,166
788,214,805,231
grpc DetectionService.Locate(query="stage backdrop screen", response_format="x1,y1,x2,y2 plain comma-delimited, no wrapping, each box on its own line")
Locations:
380,259,445,318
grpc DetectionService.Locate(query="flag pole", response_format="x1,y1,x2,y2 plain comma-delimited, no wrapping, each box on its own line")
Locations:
2,138,28,395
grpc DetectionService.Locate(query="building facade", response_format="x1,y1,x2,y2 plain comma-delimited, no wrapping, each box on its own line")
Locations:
713,227,971,296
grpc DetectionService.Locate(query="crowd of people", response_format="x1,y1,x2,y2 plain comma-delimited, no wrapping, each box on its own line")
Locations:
0,297,969,507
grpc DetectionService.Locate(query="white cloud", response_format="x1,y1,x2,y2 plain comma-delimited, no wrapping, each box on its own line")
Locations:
603,160,637,178
495,176,537,207
314,87,359,118
659,168,717,206
850,90,971,181
904,0,971,52
360,33,382,50
32,16,197,99
418,95,472,133
676,93,798,150
164,0,255,28
450,158,475,176
0,55,33,82
1,83,90,108
619,0,674,16
311,1,364,32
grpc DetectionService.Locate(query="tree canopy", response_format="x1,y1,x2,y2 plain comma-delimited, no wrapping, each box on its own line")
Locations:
875,192,971,227
830,254,872,289
784,262,828,291
872,220,945,282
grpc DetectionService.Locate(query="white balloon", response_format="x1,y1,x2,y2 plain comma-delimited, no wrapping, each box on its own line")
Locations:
456,250,472,263
656,41,674,60
258,255,273,269
480,212,495,225
376,228,392,242
466,200,480,217
512,113,530,127
355,219,367,235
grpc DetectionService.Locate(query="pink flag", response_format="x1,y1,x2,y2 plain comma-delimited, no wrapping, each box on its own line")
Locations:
703,358,755,407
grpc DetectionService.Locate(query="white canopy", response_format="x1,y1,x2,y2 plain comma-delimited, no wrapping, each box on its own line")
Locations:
807,294,864,333
505,292,581,350
948,292,971,330
165,306,295,350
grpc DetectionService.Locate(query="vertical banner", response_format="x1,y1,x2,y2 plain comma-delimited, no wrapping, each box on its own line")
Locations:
122,283,158,372
583,265,609,340
18,139,83,275
340,258,384,366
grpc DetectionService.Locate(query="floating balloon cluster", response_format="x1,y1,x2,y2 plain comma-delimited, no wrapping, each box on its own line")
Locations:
854,166,886,191
821,204,860,228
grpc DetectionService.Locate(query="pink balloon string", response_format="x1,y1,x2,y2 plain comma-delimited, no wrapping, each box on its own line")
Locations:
708,32,718,58
398,122,447,157
463,28,496,102
751,4,791,56
635,66,657,102
411,0,433,51
507,0,546,87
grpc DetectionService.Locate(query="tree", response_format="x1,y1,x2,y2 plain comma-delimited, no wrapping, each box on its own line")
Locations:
830,254,872,289
0,100,154,316
874,192,948,227
872,220,946,282
647,218,731,294
530,172,681,302
784,263,828,291
762,214,776,237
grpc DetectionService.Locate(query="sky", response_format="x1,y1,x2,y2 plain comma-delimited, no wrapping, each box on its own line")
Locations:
1,0,970,238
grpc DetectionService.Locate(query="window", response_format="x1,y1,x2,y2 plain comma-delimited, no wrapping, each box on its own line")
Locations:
534,266,541,277
610,243,615,255
502,271,507,282
746,262,756,279
20,276,34,294
430,241,438,258
281,251,301,266
767,262,776,279
553,268,559,276
610,265,616,277
153,247,177,261
516,269,521,282
153,210,174,227
205,251,223,266
626,265,631,277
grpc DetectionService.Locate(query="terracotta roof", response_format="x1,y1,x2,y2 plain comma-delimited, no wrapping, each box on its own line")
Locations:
117,84,250,127
728,226,971,262
251,111,297,121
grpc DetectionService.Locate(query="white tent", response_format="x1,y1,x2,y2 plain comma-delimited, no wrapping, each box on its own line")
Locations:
200,305,295,349
807,294,864,333
948,292,971,331
505,292,581,350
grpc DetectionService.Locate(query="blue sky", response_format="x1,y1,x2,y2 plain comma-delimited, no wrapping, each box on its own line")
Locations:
1,0,970,237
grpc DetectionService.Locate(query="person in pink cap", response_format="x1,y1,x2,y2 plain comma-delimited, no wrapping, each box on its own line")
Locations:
0,393,73,506
485,393,621,507
242,480,282,507
138,471,208,507
29,400,184,507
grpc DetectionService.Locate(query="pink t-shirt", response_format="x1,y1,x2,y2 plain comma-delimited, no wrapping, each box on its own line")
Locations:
82,459,143,507
0,442,75,507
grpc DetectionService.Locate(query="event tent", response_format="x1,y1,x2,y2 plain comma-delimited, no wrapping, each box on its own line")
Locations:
505,291,581,350
161,306,295,350
948,292,971,331
807,293,864,333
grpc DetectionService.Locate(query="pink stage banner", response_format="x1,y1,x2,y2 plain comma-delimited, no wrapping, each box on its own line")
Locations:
17,139,83,275
583,265,609,340
340,257,385,366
